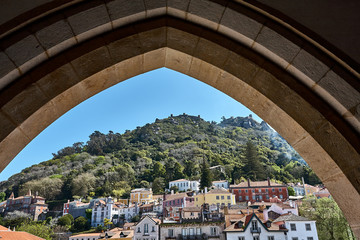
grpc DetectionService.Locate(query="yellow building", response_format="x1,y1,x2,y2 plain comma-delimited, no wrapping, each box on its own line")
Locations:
195,188,236,207
130,188,153,204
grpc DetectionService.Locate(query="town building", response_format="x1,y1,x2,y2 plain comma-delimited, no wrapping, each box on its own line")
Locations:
273,213,319,240
134,216,161,240
63,199,95,218
160,220,225,240
264,201,299,221
304,184,322,196
169,179,200,192
194,188,236,208
313,188,331,199
230,179,288,203
130,188,153,204
224,213,288,240
98,228,134,240
119,203,139,222
91,197,119,227
182,206,201,219
213,180,229,189
0,225,45,240
4,190,48,221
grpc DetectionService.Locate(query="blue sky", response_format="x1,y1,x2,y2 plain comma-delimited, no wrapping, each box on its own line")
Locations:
0,68,263,181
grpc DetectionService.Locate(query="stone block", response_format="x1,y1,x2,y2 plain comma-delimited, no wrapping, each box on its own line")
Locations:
291,49,330,82
4,34,45,68
167,27,199,56
165,48,192,74
255,26,301,63
138,27,167,52
317,70,360,110
188,0,225,24
144,48,166,72
107,35,143,64
35,19,75,50
1,84,48,125
0,51,17,78
220,7,262,41
106,0,145,20
70,46,113,80
188,57,221,86
114,55,145,81
0,111,16,141
222,51,260,84
67,4,111,36
193,38,229,68
36,63,80,100
167,0,190,11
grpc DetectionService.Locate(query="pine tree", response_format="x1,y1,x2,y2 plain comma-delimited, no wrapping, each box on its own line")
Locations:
242,141,265,181
200,159,212,189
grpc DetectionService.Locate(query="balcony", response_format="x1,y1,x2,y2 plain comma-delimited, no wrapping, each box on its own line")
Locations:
176,234,211,240
250,227,261,233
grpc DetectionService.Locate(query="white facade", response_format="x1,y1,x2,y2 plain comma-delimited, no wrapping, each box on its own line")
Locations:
284,221,318,240
91,197,119,227
134,216,160,240
119,204,139,222
69,233,100,240
169,179,199,192
264,202,298,221
225,215,287,240
153,203,163,214
293,185,305,196
212,180,229,189
160,223,225,240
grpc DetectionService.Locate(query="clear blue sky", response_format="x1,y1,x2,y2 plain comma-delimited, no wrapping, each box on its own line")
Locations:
0,68,263,181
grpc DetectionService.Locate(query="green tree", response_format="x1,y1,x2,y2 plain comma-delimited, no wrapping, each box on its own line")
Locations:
71,173,96,198
152,162,166,179
287,186,295,196
104,218,113,229
242,141,265,181
18,222,54,240
200,160,212,189
152,177,165,194
0,192,6,202
85,209,92,221
72,216,89,232
57,215,72,229
300,197,354,240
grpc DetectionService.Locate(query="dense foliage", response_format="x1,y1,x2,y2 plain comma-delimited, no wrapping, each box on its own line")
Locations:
0,114,320,204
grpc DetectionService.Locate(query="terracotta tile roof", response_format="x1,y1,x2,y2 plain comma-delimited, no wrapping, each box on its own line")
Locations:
212,180,228,183
230,181,285,188
0,225,9,231
273,213,311,222
164,192,189,201
183,207,201,212
207,188,231,194
123,222,136,228
70,232,100,237
0,231,45,239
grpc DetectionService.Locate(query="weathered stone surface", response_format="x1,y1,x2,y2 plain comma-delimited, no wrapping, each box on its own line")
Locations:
222,51,260,84
193,38,229,68
138,27,166,52
167,0,190,11
35,19,75,50
167,27,199,56
106,0,145,20
256,26,301,63
67,4,111,36
107,35,143,64
165,48,192,74
1,84,48,125
70,46,113,80
0,51,17,79
317,70,360,110
4,35,45,68
36,63,80,100
220,7,263,40
188,57,221,86
0,111,16,141
144,0,166,10
188,0,224,23
144,48,166,72
291,49,330,82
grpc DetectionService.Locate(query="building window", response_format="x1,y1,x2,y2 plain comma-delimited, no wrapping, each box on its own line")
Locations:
245,190,248,193
306,223,311,231
238,237,245,240
272,188,275,192
268,237,274,240
189,228,194,236
216,196,219,200
292,238,298,240
152,226,155,232
144,224,149,234
290,223,296,231
182,228,187,236
266,195,269,199
266,189,268,192
210,227,217,236
137,227,141,233
259,195,262,200
279,188,282,192
227,196,230,200
239,196,242,201
280,195,283,199
252,189,255,193
221,196,224,200
253,237,259,240
196,228,201,235
307,238,314,240
252,196,255,200
168,229,174,237
251,221,258,230
245,196,249,200
259,189,261,192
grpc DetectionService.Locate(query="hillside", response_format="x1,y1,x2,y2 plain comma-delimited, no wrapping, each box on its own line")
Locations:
0,114,320,202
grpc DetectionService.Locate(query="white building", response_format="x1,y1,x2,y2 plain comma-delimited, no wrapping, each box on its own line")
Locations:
169,179,200,192
273,213,319,240
264,202,299,221
91,197,119,227
134,216,161,240
212,180,229,189
69,233,100,240
119,203,139,222
224,213,287,240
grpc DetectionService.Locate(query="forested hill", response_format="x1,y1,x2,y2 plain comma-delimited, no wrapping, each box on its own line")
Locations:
0,114,320,202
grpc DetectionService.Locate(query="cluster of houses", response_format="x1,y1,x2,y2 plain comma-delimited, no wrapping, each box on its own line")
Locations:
66,178,320,240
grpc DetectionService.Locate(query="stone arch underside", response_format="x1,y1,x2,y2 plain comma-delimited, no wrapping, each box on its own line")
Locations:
0,0,360,236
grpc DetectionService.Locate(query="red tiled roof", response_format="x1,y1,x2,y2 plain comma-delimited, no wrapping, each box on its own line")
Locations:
0,231,45,240
230,181,285,188
0,225,9,231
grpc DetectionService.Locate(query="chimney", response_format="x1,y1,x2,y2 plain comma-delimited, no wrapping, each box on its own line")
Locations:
247,179,250,187
205,187,208,193
224,206,229,215
267,177,270,186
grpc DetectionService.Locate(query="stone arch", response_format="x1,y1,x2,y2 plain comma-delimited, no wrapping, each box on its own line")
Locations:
0,0,359,235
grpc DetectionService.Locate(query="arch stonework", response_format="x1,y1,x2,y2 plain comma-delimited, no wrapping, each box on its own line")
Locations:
0,0,360,236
